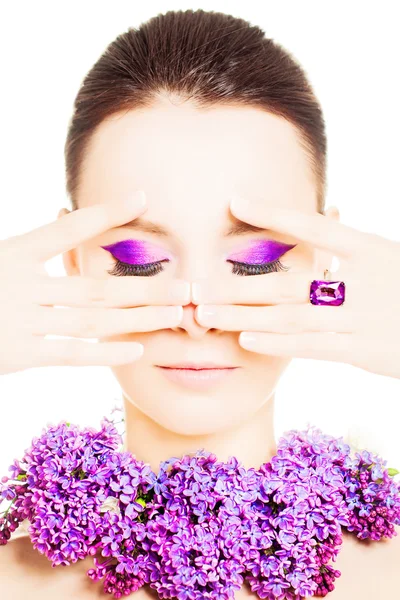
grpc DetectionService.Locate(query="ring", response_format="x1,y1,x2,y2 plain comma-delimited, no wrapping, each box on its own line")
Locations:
310,269,346,306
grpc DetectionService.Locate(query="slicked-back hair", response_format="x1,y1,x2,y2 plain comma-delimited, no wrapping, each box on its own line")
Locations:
65,9,327,212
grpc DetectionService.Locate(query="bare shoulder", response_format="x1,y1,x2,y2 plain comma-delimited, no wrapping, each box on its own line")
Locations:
2,529,400,600
0,536,104,599
331,526,400,598
0,536,51,599
0,536,51,579
0,536,154,599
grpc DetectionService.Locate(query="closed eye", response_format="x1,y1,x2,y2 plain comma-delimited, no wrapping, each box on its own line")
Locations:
107,257,290,277
107,259,168,277
228,258,290,275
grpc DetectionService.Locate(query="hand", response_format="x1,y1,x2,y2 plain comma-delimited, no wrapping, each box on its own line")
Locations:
0,192,189,375
193,197,400,380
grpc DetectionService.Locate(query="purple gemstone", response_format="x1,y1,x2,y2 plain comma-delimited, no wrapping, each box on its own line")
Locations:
310,279,345,306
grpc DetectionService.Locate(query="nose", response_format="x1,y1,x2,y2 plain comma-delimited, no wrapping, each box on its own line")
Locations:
169,284,221,339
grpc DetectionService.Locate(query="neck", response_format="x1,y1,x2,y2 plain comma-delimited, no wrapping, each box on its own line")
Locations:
122,393,277,474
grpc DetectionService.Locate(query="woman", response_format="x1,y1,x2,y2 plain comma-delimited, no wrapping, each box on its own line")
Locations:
1,8,399,599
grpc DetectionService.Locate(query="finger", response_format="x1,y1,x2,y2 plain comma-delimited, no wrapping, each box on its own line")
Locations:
30,339,145,367
196,303,354,333
238,330,354,363
32,305,183,338
229,197,384,259
12,190,148,263
28,276,190,308
192,271,353,305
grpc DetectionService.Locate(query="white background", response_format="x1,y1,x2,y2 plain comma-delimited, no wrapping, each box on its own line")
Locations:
0,1,399,478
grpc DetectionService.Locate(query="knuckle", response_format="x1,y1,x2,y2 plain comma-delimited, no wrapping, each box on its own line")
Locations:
86,277,110,305
75,310,100,337
278,290,296,302
264,306,302,334
284,320,302,333
274,305,313,334
277,281,298,302
279,305,306,333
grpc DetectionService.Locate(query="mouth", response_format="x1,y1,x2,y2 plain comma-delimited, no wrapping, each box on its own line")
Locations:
156,361,238,370
155,363,240,390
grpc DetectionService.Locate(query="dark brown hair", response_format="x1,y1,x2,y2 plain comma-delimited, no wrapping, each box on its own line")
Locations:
65,8,327,212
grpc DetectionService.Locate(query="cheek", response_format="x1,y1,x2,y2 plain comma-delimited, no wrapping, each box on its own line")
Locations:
241,348,292,379
241,347,282,367
244,353,292,396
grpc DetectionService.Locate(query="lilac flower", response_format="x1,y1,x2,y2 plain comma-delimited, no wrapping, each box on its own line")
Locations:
245,426,353,598
0,419,154,565
138,451,261,598
1,419,400,600
341,449,400,541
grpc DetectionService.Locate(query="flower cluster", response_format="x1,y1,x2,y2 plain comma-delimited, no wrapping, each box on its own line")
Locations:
1,418,399,600
341,449,400,541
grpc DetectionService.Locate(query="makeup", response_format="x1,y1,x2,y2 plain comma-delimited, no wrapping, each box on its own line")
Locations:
100,237,297,279
226,239,297,264
100,239,173,264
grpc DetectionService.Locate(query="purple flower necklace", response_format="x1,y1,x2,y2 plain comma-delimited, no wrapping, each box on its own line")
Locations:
1,407,399,600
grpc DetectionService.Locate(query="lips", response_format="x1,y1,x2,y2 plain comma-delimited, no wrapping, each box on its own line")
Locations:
156,363,239,390
156,362,237,370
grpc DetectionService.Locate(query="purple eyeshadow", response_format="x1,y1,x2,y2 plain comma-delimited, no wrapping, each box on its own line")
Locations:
227,239,297,264
100,240,172,265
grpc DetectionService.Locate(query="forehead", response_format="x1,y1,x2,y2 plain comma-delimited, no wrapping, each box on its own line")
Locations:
77,101,316,234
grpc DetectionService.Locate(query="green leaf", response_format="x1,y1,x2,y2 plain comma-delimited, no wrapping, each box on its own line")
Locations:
387,468,400,477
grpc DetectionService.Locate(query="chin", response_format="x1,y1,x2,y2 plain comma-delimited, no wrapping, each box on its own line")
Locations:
111,357,284,435
124,382,265,436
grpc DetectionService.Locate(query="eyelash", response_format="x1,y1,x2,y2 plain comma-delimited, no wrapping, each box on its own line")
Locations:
107,257,290,277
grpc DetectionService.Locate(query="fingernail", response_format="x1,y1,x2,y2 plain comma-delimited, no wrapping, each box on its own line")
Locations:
239,332,256,348
168,280,191,303
191,282,203,304
197,305,217,323
124,190,146,211
192,280,212,304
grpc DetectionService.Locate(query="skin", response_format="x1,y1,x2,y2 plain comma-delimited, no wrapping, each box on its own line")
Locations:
59,98,336,476
0,194,187,375
3,529,400,599
195,200,400,380
2,97,399,598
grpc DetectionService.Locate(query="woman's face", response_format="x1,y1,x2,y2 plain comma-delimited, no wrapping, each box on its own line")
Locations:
62,99,324,436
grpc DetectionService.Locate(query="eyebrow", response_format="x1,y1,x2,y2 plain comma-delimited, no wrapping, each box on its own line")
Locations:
113,217,269,237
